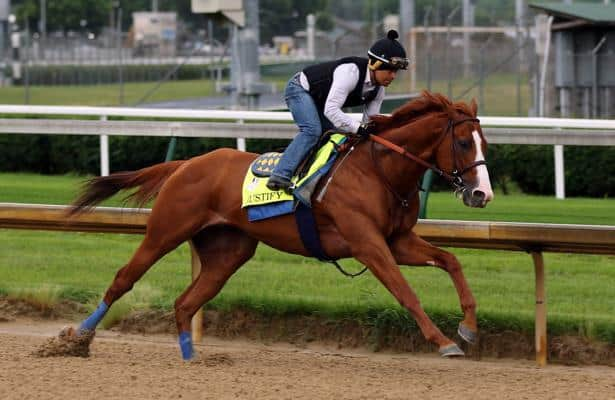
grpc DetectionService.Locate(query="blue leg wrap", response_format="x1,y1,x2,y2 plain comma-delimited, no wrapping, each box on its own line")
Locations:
179,331,194,360
79,301,109,332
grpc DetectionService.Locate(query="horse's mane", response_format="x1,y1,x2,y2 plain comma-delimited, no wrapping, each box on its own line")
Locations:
370,91,476,133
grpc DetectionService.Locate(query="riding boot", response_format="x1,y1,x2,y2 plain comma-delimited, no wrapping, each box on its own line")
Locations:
266,175,294,193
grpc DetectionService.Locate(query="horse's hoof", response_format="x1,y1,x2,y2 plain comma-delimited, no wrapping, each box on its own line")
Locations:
58,326,76,339
457,323,478,345
439,343,465,357
182,352,200,364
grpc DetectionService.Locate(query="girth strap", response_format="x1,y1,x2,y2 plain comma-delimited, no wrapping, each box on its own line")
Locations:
294,203,367,278
295,203,330,261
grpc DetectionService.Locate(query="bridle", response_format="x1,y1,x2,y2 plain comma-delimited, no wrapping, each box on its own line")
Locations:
368,116,486,207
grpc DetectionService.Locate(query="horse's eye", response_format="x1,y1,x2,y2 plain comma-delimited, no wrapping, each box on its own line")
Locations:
457,139,471,150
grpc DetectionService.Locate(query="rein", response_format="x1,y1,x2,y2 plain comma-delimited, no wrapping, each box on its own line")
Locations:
368,117,485,199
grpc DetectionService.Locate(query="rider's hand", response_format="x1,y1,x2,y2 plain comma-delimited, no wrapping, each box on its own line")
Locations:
356,122,375,137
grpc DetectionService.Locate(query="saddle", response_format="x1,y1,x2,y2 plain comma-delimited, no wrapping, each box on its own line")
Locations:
242,132,353,265
251,131,347,179
242,133,348,217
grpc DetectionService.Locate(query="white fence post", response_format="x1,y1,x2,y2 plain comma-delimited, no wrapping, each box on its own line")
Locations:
100,115,109,176
554,144,565,199
237,119,246,151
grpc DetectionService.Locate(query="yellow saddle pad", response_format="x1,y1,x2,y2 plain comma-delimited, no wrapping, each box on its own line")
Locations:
242,133,346,208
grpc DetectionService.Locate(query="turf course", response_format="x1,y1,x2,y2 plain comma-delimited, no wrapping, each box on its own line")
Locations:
1,172,614,344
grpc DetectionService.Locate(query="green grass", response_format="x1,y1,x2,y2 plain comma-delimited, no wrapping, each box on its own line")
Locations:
1,229,614,342
0,74,529,116
0,79,218,106
2,172,614,225
1,172,614,343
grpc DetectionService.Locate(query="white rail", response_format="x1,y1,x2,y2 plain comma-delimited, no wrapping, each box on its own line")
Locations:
2,105,615,128
1,105,614,199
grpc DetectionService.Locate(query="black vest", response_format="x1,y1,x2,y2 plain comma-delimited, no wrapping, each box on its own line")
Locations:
302,57,372,110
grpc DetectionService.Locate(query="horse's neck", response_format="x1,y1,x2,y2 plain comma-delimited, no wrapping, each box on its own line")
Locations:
367,114,446,191
385,113,446,155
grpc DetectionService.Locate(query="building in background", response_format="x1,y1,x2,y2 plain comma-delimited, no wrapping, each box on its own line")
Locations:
131,12,177,57
530,2,615,118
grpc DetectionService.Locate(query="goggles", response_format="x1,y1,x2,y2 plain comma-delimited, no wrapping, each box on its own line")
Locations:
368,50,409,70
388,57,409,70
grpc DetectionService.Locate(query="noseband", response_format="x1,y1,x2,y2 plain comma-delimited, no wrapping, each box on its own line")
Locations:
441,117,487,190
368,116,486,205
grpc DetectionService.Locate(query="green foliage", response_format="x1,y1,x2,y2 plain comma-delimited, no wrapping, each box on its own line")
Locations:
14,0,201,33
0,133,99,174
1,134,614,197
315,13,334,32
23,64,216,86
0,134,239,175
259,0,329,44
488,144,615,197
16,0,112,33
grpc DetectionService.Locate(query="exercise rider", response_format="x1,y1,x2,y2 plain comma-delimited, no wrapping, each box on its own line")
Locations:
266,29,409,192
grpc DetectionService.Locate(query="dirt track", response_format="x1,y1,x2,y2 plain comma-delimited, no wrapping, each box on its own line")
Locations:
0,320,614,400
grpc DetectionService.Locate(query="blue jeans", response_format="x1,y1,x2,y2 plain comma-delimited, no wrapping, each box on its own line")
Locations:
271,74,334,180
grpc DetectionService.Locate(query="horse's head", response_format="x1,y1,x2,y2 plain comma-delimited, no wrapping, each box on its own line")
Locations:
432,97,494,208
370,91,494,208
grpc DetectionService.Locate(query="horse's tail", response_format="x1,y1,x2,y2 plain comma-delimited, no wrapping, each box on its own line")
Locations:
67,160,186,216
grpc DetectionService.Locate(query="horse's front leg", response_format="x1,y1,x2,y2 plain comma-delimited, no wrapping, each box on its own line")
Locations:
336,219,463,356
390,231,478,344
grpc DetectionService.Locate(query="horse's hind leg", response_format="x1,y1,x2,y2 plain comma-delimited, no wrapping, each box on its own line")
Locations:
76,235,179,334
174,225,258,360
76,208,206,335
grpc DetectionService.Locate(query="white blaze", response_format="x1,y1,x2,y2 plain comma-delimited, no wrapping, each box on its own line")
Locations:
472,130,494,202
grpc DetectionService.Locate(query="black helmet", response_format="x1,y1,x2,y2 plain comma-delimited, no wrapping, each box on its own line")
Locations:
368,30,409,71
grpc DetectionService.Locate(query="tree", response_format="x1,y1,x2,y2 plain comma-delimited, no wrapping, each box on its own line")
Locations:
14,0,112,33
12,0,205,33
259,0,329,45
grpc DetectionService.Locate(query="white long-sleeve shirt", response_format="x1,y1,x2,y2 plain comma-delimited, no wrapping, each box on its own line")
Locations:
299,63,384,133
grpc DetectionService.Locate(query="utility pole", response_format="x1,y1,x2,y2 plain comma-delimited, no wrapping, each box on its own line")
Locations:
230,0,267,109
39,0,45,59
400,0,415,92
371,0,379,43
152,0,159,12
516,0,525,24
399,0,415,46
0,0,9,85
462,0,475,77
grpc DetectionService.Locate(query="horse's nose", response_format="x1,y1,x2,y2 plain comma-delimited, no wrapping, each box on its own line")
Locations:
473,190,485,203
472,189,493,206
471,189,492,207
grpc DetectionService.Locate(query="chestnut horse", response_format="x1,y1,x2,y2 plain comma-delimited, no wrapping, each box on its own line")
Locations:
68,91,493,360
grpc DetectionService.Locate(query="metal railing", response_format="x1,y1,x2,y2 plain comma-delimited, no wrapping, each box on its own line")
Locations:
1,105,615,197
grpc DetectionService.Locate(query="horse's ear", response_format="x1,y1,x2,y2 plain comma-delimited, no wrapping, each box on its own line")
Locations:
470,98,478,117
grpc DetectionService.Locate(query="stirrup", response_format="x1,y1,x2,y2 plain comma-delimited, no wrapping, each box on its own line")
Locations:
266,175,294,193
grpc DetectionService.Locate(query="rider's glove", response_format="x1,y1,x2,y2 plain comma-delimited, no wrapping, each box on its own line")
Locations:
356,122,375,137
